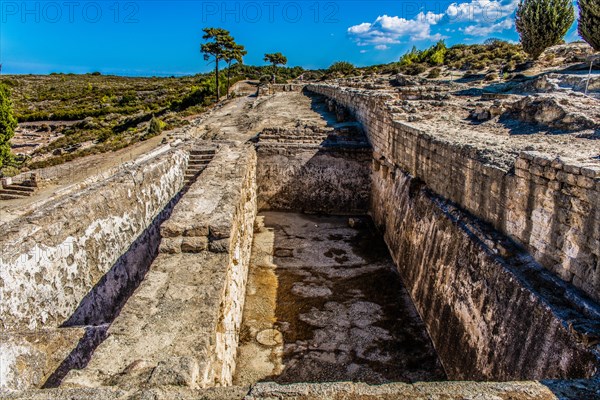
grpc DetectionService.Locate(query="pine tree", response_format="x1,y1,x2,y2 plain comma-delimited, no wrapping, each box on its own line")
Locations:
201,27,234,102
0,83,17,169
223,43,247,99
263,53,288,83
515,0,575,59
578,0,600,51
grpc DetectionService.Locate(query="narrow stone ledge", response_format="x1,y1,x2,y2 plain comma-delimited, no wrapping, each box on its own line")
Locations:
4,380,600,399
0,328,87,390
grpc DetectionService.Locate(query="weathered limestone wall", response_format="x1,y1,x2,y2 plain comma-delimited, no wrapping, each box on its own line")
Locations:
256,145,371,214
213,147,257,385
62,145,257,389
370,166,599,380
307,84,600,302
0,147,188,331
257,84,305,96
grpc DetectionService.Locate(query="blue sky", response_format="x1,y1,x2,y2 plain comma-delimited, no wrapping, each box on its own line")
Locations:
0,0,581,76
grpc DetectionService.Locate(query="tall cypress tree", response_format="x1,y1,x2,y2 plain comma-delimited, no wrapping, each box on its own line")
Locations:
0,83,17,169
515,0,575,59
578,0,600,51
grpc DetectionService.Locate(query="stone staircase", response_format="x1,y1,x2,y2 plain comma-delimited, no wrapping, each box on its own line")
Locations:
1,176,39,200
184,147,216,186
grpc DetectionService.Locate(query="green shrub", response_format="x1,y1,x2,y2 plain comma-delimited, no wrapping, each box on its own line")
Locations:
0,83,17,169
421,40,447,65
578,0,600,51
399,46,423,66
427,67,442,78
403,63,427,76
515,0,575,59
146,116,163,137
328,61,355,75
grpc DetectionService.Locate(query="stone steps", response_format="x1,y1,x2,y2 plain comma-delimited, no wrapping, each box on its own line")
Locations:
183,148,216,185
0,193,22,200
0,184,38,200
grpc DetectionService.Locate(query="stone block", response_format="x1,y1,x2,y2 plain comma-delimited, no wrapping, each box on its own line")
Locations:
181,237,209,253
580,166,600,179
209,223,232,240
576,175,595,189
161,222,185,238
209,238,231,253
148,356,200,388
563,164,581,175
184,225,210,237
159,237,183,254
556,171,577,185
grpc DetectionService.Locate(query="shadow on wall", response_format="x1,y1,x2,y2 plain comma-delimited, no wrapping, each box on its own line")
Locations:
255,91,372,215
542,378,600,399
43,171,201,387
256,148,372,215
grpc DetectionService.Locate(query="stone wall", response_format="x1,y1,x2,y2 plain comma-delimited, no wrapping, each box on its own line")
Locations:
307,84,600,303
0,147,188,331
257,84,306,97
256,145,371,214
213,146,258,385
370,165,599,380
61,145,258,389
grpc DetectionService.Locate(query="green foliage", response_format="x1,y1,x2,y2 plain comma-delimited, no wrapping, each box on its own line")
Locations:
146,116,163,138
119,92,137,105
399,46,422,66
421,40,447,65
0,83,17,169
264,52,288,83
578,0,600,51
427,67,442,78
263,52,287,67
328,61,355,75
399,41,447,67
235,64,303,81
515,0,575,59
444,40,525,70
201,27,240,101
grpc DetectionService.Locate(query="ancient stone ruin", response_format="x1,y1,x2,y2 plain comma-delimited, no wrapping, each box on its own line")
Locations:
0,81,599,399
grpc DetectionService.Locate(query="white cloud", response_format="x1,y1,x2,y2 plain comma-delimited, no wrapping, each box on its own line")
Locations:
462,17,514,36
347,12,446,47
375,44,390,50
348,22,372,35
445,0,518,24
445,0,518,36
347,0,519,47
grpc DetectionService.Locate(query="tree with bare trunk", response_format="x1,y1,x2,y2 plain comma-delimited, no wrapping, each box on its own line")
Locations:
264,53,288,84
201,27,234,102
224,43,247,99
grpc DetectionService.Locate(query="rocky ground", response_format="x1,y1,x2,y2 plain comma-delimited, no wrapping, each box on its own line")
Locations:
329,67,599,170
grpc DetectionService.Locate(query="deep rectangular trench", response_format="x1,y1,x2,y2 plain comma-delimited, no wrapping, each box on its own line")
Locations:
250,120,600,384
234,211,446,385
5,109,599,394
